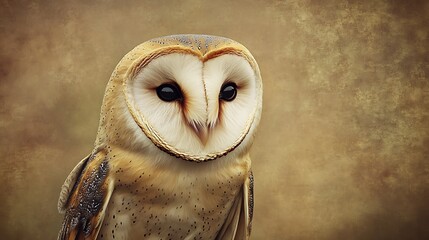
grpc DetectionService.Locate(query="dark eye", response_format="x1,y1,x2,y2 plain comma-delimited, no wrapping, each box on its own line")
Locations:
156,83,183,102
219,82,237,101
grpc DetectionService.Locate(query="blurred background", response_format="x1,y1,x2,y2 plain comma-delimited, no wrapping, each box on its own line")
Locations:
1,0,428,239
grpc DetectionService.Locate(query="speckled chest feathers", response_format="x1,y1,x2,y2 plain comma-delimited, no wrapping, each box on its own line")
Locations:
57,34,262,240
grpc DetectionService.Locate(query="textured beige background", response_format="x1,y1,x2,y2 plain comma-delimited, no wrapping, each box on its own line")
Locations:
1,0,428,239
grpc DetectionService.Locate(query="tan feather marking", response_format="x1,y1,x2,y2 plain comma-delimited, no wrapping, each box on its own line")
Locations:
204,47,258,71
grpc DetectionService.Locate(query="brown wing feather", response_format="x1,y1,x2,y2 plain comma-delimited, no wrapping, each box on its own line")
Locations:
58,150,114,240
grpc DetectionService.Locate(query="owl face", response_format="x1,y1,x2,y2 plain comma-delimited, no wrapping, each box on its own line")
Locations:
102,35,262,162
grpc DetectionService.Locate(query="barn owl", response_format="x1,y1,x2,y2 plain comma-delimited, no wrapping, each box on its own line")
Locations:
57,34,263,240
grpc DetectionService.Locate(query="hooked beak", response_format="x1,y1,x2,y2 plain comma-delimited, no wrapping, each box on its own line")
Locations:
190,122,209,145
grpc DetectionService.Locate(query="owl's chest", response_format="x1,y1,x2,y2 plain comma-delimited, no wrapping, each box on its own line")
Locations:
99,156,248,240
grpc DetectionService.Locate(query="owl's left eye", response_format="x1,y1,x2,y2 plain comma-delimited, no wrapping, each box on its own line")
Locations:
156,83,183,102
219,82,237,101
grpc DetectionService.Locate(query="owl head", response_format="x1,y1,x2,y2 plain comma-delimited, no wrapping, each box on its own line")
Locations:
95,35,262,162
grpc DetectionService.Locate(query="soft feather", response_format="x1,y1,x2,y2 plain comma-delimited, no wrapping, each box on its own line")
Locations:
216,171,254,240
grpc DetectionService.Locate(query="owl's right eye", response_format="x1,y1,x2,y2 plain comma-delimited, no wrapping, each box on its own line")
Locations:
156,83,183,102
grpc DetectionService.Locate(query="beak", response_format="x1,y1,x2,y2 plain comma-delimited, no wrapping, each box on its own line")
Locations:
191,122,209,145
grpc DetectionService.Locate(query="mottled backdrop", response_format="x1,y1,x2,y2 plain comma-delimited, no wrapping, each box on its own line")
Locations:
0,0,428,239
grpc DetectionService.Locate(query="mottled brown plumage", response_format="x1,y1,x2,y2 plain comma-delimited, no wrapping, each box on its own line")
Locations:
58,34,262,240
58,150,114,239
